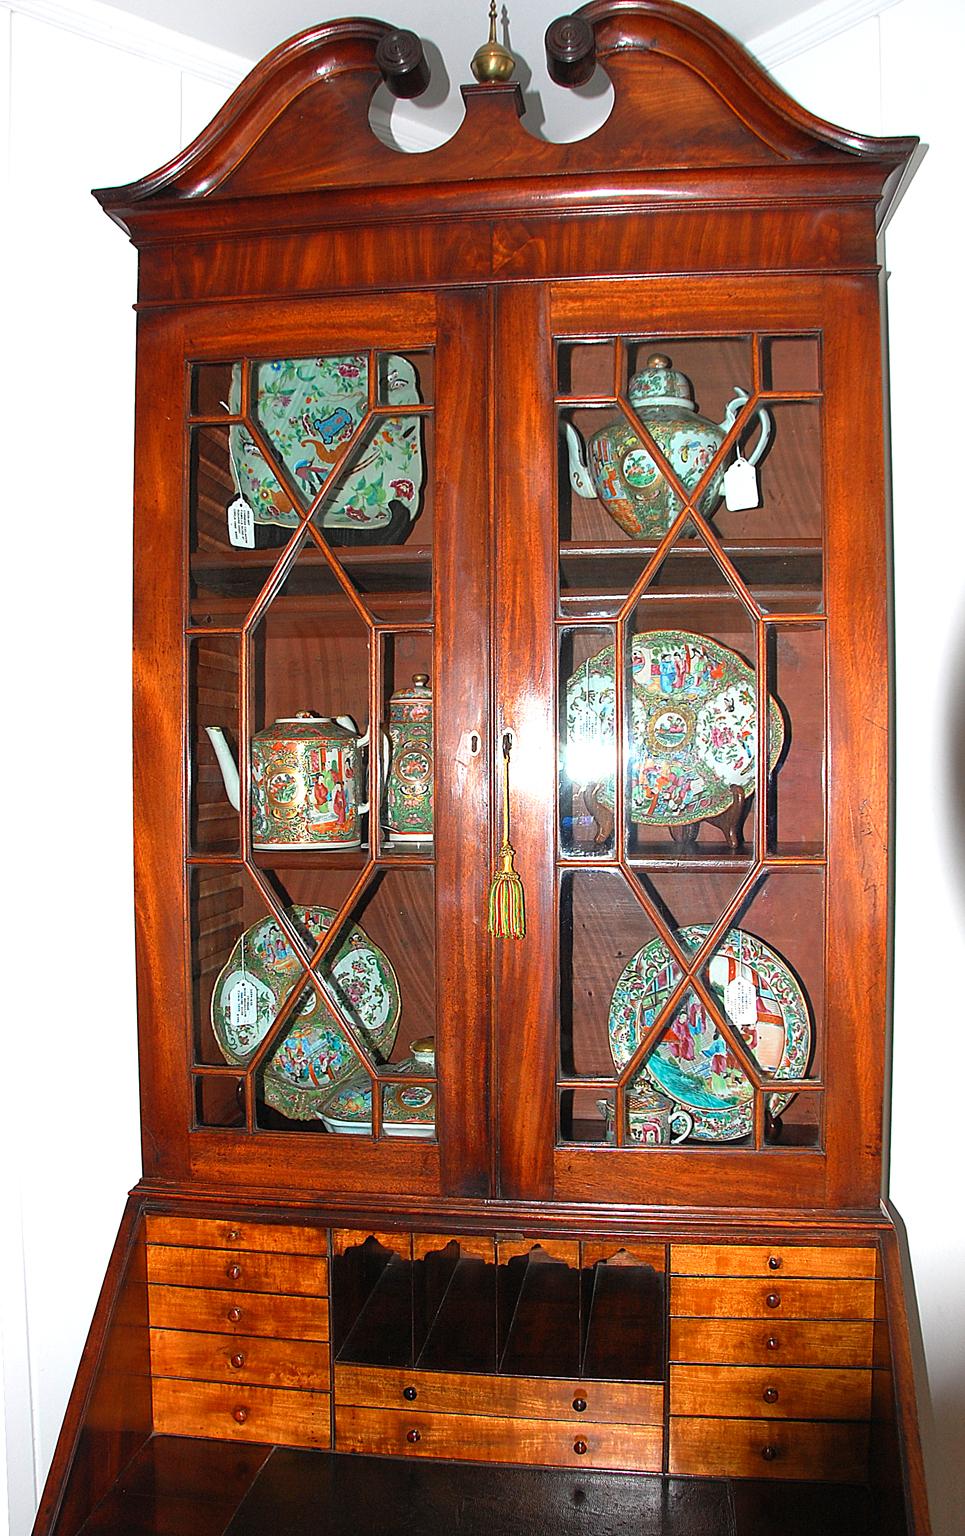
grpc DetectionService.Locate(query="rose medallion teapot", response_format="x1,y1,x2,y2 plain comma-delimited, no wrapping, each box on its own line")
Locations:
385,673,433,843
564,354,771,538
206,712,380,849
597,1082,694,1145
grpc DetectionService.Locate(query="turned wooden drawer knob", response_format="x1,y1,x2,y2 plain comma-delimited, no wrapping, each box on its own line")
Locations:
232,1406,249,1425
768,1255,782,1270
761,1444,778,1462
765,1292,781,1309
402,1386,417,1401
227,1306,243,1323
572,1398,587,1413
227,1228,241,1242
763,1386,779,1404
406,1428,421,1444
230,1352,246,1370
766,1335,780,1350
226,1263,242,1281
573,1439,588,1455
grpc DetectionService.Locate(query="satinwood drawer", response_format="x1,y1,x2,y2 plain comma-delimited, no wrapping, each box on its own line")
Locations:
153,1378,330,1450
150,1328,329,1390
146,1244,327,1297
148,1283,329,1341
335,1405,662,1472
146,1214,326,1256
670,1245,876,1279
670,1363,873,1420
335,1364,662,1425
669,1415,869,1482
669,1317,873,1368
671,1276,875,1321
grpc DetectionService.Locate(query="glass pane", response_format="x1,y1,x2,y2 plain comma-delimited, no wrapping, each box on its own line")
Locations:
725,399,824,612
190,361,236,419
560,625,617,856
765,622,825,858
625,586,766,859
189,634,240,855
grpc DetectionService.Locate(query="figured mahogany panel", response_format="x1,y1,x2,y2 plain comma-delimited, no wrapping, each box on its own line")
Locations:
669,1415,869,1481
334,1363,662,1425
153,1377,330,1448
148,1283,329,1342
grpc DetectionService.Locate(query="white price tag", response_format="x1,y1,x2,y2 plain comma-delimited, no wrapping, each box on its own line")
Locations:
723,452,760,511
228,977,258,1033
724,973,758,1029
227,495,255,548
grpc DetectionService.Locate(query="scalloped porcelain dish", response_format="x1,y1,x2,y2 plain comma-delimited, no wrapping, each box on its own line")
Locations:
210,904,400,1121
565,630,784,828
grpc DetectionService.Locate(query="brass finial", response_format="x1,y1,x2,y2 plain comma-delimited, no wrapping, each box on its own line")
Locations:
471,2,515,83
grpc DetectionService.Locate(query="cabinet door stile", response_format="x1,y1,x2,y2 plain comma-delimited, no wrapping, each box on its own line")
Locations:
492,282,559,1202
434,290,494,1197
136,308,195,1184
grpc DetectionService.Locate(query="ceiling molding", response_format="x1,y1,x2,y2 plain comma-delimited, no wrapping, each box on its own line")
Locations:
6,0,250,84
748,0,901,69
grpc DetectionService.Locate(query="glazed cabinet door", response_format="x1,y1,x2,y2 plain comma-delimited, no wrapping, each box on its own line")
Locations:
134,289,492,1199
494,277,888,1211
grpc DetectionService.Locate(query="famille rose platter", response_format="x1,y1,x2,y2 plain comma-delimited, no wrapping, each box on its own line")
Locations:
565,631,784,827
210,904,401,1121
607,924,811,1141
229,353,423,530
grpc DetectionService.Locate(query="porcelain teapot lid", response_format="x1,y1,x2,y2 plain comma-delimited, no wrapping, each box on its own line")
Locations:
627,354,695,411
254,711,357,742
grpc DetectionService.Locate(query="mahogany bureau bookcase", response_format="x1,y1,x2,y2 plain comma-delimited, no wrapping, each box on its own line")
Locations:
34,3,929,1532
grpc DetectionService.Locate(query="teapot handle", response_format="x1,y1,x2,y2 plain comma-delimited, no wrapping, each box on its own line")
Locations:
356,726,390,816
670,1109,694,1144
723,387,772,467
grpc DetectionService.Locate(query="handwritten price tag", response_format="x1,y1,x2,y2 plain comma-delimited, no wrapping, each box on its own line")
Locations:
227,496,255,548
724,973,758,1028
228,977,258,1033
723,453,760,512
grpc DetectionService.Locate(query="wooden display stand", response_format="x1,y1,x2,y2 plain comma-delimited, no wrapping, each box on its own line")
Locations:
34,5,928,1533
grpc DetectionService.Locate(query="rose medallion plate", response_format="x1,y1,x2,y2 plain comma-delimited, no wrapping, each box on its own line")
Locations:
229,353,423,531
607,925,811,1141
211,904,401,1120
565,631,784,828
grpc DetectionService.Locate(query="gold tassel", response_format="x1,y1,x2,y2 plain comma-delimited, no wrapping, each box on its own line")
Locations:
488,735,526,939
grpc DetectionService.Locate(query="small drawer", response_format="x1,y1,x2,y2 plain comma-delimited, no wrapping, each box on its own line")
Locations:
670,1363,873,1421
669,1415,869,1482
335,1405,662,1472
148,1284,329,1342
671,1276,876,1321
669,1317,874,1369
150,1328,330,1391
146,1244,327,1297
334,1364,662,1426
670,1244,876,1279
152,1377,330,1450
146,1214,326,1256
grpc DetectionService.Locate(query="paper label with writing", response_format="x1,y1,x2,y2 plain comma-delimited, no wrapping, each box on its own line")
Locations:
227,496,255,548
724,973,758,1028
228,976,259,1033
723,455,760,512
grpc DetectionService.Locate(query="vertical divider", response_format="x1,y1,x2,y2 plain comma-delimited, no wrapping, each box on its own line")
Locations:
492,283,558,1203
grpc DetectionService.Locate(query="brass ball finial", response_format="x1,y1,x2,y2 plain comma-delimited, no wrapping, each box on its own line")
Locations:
471,1,515,83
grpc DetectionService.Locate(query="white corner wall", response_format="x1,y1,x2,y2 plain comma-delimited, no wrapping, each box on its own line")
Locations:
1,2,961,1534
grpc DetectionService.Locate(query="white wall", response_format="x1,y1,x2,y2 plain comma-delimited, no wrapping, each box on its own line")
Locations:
2,1,961,1533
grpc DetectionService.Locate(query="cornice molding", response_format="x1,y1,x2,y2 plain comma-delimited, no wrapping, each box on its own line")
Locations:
748,0,902,70
6,0,249,85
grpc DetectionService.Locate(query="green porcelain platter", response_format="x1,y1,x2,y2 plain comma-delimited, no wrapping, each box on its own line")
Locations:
210,904,400,1120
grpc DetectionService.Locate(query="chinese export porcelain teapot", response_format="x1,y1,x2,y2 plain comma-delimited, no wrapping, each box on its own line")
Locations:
206,712,377,849
596,1083,694,1145
564,354,771,538
385,673,433,843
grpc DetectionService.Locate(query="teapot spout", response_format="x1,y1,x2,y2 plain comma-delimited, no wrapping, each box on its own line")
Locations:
204,725,240,811
563,421,597,501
